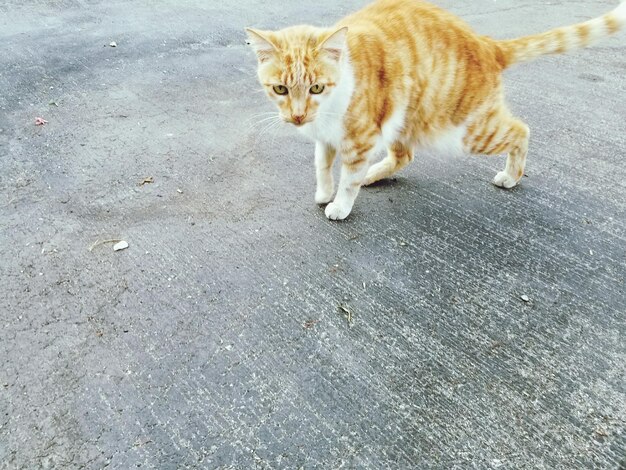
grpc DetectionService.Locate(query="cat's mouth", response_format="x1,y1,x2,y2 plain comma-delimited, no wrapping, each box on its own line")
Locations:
285,118,312,127
282,114,313,126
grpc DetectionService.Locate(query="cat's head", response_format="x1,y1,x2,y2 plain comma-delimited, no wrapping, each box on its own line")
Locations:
245,25,348,126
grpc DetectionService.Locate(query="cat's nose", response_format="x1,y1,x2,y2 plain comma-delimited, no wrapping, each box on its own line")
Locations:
292,114,306,125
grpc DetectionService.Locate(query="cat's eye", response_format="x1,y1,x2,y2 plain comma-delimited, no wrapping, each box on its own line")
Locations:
310,84,325,94
273,85,288,95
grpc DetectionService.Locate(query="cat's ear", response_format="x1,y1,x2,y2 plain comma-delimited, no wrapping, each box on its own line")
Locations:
319,27,348,61
245,28,278,63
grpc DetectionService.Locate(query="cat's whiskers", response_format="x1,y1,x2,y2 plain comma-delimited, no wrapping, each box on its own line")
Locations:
255,123,280,140
245,112,279,125
266,119,284,147
256,115,284,139
250,115,280,125
248,111,277,118
247,114,282,131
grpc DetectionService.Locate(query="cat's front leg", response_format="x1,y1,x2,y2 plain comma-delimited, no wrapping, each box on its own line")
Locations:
314,142,337,204
325,145,373,220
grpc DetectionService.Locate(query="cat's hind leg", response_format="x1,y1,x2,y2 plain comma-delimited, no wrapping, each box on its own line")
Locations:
466,109,530,189
493,125,529,188
363,142,413,186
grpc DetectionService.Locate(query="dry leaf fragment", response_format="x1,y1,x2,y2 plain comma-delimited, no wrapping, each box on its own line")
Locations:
338,304,353,323
139,176,154,186
89,238,122,251
303,319,319,329
595,427,608,437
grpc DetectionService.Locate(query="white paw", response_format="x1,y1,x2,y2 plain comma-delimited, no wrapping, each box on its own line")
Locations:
325,202,352,220
315,188,333,205
492,171,519,189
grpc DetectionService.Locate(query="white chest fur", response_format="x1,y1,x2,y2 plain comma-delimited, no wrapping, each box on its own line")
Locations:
298,55,355,148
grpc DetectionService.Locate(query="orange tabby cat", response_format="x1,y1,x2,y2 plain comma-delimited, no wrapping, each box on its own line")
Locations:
246,0,625,220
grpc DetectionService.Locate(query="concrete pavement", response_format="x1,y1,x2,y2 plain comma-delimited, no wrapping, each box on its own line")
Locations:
1,0,625,468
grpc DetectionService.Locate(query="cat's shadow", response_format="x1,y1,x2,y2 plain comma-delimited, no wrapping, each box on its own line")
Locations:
362,177,401,189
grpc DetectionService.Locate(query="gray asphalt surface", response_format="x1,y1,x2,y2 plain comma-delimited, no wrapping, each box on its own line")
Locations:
1,0,625,468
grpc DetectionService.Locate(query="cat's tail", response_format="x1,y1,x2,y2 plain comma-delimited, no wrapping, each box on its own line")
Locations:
497,1,626,68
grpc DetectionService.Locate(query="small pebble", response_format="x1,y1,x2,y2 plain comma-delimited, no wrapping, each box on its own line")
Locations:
520,294,530,302
109,41,117,47
113,240,129,251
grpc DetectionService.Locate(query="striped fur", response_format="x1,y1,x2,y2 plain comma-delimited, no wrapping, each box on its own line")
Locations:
247,0,625,220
